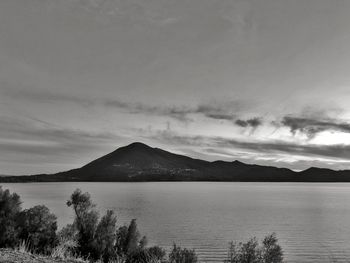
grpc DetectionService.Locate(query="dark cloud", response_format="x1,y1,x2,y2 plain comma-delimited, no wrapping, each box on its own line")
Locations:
195,103,239,120
281,116,350,138
235,117,262,128
204,113,235,120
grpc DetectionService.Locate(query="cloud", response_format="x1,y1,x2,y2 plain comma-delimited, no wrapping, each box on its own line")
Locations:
0,115,129,174
105,99,248,121
195,103,239,120
145,129,350,161
281,116,350,138
105,100,194,121
234,117,263,134
206,147,350,171
0,84,93,107
2,83,252,123
235,117,262,128
0,116,118,155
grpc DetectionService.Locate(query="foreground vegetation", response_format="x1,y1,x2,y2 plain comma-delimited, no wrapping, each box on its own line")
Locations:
0,186,284,263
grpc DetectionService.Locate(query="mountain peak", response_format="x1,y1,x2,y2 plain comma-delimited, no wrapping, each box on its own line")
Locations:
124,142,152,150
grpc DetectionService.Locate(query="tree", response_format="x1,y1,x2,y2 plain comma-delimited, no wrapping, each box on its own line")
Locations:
169,243,198,263
261,233,283,263
115,219,154,262
95,210,117,263
0,187,21,247
67,189,99,259
16,205,57,254
125,219,140,255
115,225,129,256
139,235,148,249
238,238,260,263
225,234,284,263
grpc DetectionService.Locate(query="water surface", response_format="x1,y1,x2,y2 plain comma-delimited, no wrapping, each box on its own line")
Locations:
2,182,350,262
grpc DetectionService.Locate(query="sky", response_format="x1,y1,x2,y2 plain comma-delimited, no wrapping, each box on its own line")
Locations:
1,0,350,174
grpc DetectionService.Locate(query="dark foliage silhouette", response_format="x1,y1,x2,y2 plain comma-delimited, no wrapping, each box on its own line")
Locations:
16,205,57,254
95,210,117,263
169,244,198,263
261,234,283,263
225,234,283,263
0,186,21,247
67,189,99,259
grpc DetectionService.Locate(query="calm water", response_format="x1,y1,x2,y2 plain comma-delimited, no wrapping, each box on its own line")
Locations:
2,182,350,262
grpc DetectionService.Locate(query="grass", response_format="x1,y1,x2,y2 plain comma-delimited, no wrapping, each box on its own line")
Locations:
16,240,31,254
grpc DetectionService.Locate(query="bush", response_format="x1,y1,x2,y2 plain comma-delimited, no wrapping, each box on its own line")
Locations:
225,233,284,263
147,246,166,261
67,188,99,259
95,210,117,263
115,225,129,257
226,238,260,263
114,219,157,263
123,245,165,263
169,243,198,263
125,219,141,255
115,219,142,257
16,205,58,254
261,234,283,263
0,186,22,247
51,224,78,259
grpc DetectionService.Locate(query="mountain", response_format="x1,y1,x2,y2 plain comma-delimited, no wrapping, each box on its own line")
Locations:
1,142,350,182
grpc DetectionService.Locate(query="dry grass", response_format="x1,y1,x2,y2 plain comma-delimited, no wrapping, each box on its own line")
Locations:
51,236,78,260
0,248,87,263
16,240,32,254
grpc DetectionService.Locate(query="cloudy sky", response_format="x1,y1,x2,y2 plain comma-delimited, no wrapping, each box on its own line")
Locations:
1,0,350,174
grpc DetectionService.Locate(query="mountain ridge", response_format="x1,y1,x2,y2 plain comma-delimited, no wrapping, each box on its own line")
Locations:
1,142,350,182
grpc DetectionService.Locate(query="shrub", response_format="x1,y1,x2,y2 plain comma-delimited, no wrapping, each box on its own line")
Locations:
67,189,99,259
147,246,166,261
261,233,283,263
57,223,77,241
125,219,141,255
114,219,158,263
225,233,284,263
115,219,143,257
95,210,117,263
0,186,22,248
16,205,58,254
123,245,165,263
169,243,198,263
115,225,129,257
139,236,148,249
52,224,78,259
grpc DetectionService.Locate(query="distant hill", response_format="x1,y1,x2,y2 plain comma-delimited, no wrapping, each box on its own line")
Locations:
1,142,350,182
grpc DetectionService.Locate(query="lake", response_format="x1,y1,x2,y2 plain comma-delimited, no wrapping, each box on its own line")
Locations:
2,182,350,262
